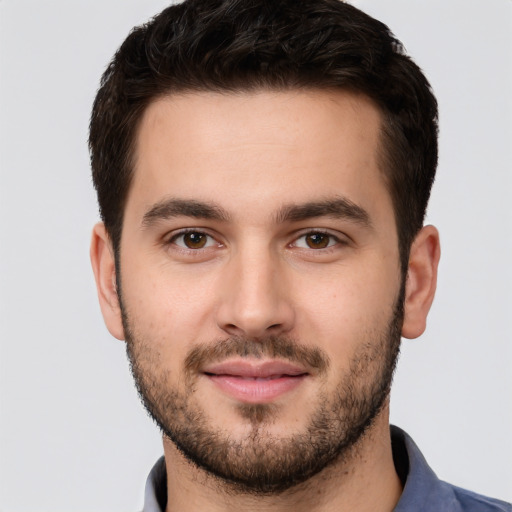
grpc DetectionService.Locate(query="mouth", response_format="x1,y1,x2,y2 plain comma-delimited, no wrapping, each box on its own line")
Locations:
202,360,309,403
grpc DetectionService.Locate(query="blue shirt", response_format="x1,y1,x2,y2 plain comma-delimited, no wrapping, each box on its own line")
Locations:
142,426,511,511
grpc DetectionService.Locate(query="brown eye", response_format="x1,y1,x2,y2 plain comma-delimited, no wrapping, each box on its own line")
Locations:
305,233,331,249
167,230,222,256
182,232,208,249
170,231,214,249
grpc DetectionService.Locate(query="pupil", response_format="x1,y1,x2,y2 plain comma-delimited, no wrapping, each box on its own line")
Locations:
307,233,329,249
185,233,206,248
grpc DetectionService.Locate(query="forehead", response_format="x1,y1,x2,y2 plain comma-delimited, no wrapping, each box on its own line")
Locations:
128,89,390,223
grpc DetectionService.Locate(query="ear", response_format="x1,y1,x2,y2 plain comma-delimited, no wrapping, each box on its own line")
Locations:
401,225,440,339
90,223,125,340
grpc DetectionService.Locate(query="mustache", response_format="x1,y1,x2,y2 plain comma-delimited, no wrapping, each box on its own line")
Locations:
185,336,330,375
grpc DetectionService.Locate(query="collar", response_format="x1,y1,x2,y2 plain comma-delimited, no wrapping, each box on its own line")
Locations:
142,426,510,512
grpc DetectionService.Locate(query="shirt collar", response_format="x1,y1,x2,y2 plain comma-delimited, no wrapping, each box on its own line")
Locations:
143,455,167,512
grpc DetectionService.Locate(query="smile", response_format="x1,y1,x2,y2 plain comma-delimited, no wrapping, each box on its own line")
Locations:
203,360,309,403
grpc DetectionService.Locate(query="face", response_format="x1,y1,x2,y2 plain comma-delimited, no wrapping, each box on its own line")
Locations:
116,90,405,492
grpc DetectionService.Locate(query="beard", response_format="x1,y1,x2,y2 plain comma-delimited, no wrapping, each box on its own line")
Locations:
121,290,404,495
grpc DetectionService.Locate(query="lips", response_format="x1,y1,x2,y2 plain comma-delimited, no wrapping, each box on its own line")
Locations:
203,360,308,403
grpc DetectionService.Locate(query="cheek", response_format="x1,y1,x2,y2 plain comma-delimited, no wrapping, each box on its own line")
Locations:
293,261,399,362
119,257,222,358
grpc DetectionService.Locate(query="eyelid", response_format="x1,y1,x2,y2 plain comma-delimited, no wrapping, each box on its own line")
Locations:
162,227,349,251
290,229,350,249
166,228,222,249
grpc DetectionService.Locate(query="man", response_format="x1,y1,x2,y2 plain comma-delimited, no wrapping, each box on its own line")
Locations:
88,0,511,510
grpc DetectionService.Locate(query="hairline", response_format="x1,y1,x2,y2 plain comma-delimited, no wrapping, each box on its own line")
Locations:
112,85,411,269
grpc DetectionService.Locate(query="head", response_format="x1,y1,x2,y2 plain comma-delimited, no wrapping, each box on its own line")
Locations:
89,0,440,495
89,0,438,275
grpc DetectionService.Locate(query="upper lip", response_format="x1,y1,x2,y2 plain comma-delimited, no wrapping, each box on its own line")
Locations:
202,360,308,378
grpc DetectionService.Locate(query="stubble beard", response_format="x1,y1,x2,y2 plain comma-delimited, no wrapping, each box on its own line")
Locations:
122,292,403,495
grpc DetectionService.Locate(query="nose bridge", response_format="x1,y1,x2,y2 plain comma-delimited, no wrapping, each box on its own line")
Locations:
216,240,294,337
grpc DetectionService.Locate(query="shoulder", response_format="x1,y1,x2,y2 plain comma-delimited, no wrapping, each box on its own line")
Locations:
446,483,512,512
391,426,511,512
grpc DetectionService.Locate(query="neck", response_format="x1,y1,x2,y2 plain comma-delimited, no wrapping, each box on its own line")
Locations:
163,405,402,512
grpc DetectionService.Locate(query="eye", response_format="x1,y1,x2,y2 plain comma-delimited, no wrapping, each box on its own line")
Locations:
293,232,339,249
170,231,217,250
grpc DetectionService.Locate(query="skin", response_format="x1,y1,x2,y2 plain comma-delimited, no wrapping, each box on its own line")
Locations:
91,89,440,511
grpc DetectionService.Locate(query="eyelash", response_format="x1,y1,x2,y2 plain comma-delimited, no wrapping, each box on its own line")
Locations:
167,229,221,251
165,229,346,252
291,230,345,251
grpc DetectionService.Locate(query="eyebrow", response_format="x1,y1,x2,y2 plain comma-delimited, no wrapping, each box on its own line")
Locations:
274,197,372,227
141,198,231,228
141,196,372,229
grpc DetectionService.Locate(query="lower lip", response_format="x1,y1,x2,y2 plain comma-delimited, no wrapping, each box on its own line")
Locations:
206,374,307,403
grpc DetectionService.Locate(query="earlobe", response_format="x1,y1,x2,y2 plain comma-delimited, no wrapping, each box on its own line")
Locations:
401,225,441,339
90,223,125,340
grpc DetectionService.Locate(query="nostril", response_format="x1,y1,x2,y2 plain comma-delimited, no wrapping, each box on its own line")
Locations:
222,323,243,336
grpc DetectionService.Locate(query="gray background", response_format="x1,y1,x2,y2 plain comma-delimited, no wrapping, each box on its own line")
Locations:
0,0,511,510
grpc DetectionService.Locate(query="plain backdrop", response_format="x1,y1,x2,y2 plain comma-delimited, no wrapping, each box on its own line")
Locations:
0,1,511,510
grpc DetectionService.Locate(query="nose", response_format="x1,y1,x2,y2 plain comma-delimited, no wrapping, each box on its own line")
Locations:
215,248,295,339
